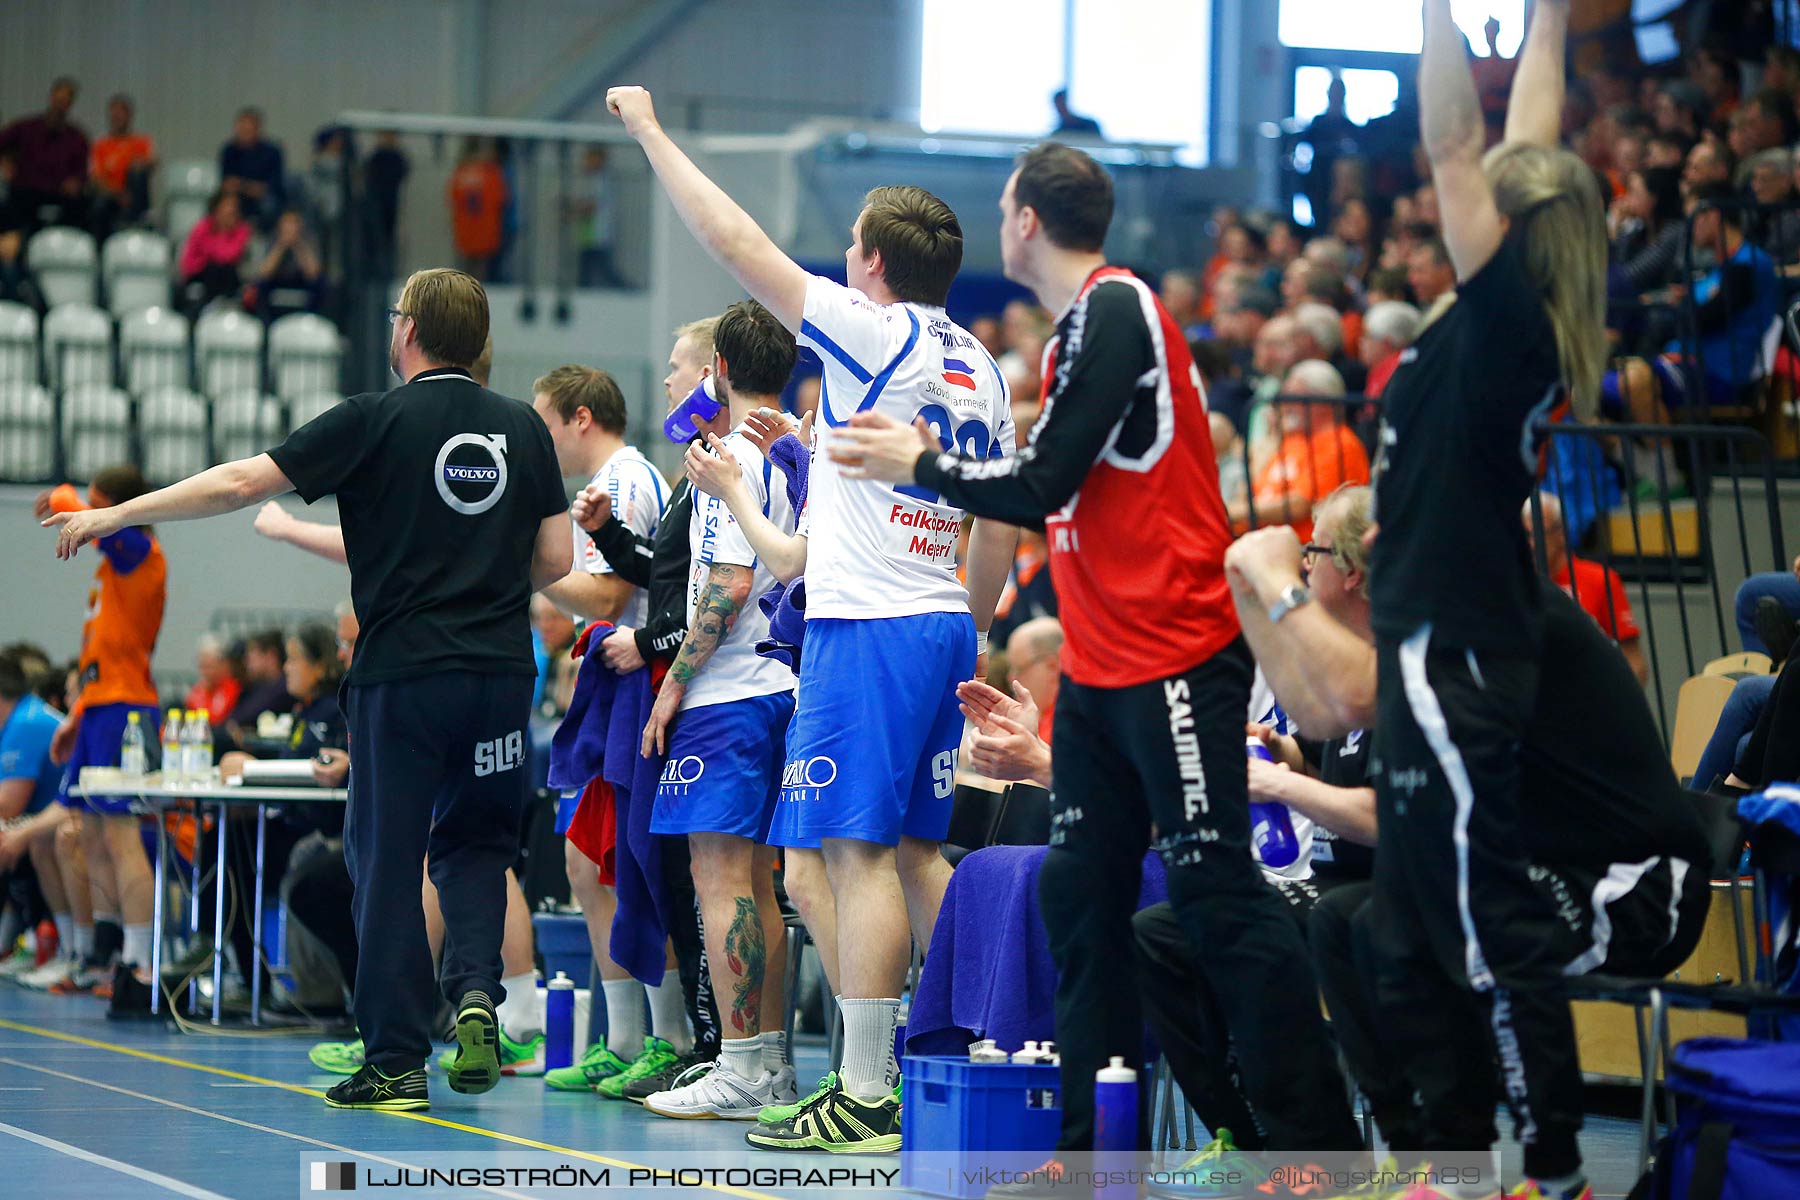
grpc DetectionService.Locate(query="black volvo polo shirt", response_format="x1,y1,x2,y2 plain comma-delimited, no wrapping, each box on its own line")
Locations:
268,368,568,687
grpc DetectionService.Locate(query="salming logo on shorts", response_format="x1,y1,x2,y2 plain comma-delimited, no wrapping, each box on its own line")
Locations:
473,731,524,777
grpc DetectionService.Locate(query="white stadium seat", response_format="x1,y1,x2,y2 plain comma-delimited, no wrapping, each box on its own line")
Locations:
0,382,56,482
212,390,285,464
163,160,220,243
138,386,210,483
60,384,132,482
194,309,264,396
120,307,191,394
102,230,174,317
26,226,98,309
43,303,114,390
268,313,341,400
286,390,340,431
0,301,38,384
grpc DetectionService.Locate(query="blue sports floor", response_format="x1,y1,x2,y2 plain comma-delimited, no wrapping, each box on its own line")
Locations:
0,985,1649,1199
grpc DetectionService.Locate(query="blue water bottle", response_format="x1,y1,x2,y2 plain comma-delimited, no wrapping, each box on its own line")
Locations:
663,376,724,443
1246,736,1299,869
1094,1056,1138,1200
545,972,575,1075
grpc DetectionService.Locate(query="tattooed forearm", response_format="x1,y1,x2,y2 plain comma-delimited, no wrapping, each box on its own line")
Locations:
668,565,750,686
722,894,766,1033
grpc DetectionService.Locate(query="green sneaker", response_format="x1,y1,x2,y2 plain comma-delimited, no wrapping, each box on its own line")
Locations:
758,1070,837,1124
1147,1128,1268,1199
543,1038,631,1092
436,1029,546,1077
445,993,501,1095
744,1076,902,1154
308,1038,365,1075
595,1036,679,1100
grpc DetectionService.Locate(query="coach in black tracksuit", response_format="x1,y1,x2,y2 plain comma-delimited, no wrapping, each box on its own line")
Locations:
268,270,572,1110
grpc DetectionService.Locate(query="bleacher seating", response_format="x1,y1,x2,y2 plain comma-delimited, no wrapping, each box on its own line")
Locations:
60,384,132,482
194,309,264,396
43,303,114,391
268,313,341,400
138,387,210,484
0,383,56,482
25,227,98,309
0,302,37,384
287,390,339,431
120,307,190,395
101,230,174,317
163,160,220,248
212,390,285,463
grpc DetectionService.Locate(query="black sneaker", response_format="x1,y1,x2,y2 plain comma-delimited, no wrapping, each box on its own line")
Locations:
105,964,156,1020
743,1076,901,1153
623,1049,719,1104
324,1064,430,1111
445,990,501,1095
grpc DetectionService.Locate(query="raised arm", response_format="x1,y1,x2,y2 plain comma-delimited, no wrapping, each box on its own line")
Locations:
1420,0,1505,281
606,87,809,332
46,455,292,558
1223,527,1376,737
1504,0,1569,148
686,436,808,584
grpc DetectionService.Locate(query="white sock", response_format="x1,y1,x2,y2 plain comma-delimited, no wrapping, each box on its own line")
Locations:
123,924,152,971
602,978,646,1060
73,923,94,962
763,1028,788,1073
721,1033,764,1081
646,967,693,1054
53,914,74,958
496,972,541,1041
840,997,901,1101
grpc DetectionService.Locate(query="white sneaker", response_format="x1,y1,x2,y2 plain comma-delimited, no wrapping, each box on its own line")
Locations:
643,1061,784,1120
19,956,75,990
766,1063,798,1105
0,952,39,978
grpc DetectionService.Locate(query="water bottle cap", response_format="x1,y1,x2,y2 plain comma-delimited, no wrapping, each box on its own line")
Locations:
198,708,210,721
1245,736,1274,763
1022,1040,1038,1052
548,971,574,989
1095,1056,1137,1082
127,712,140,723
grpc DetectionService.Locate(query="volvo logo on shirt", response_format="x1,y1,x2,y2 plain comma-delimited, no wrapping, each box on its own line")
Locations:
434,433,510,515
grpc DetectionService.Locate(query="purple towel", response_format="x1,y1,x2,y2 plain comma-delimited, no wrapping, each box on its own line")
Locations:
547,628,670,987
766,431,809,515
905,845,1167,1056
755,577,807,674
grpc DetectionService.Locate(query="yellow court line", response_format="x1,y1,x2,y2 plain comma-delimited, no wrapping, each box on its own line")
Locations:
0,1018,788,1200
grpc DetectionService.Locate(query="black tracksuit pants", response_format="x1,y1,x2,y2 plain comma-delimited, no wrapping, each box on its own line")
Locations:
344,671,533,1073
1041,639,1360,1152
1313,857,1708,1163
1370,628,1579,1179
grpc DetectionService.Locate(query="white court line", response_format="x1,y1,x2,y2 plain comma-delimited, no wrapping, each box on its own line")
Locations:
0,1058,534,1200
0,1118,232,1200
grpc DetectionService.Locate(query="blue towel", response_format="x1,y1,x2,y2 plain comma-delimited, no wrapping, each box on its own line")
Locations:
766,431,809,515
755,577,807,674
905,845,1167,1056
547,626,671,987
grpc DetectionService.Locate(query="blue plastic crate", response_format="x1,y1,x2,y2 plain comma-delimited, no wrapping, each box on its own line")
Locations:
901,1055,1062,1199
532,913,593,989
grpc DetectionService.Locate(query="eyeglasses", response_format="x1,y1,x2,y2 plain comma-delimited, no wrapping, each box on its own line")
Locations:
385,307,409,324
1302,543,1335,564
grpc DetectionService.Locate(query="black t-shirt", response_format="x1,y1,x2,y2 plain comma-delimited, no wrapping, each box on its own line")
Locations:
1370,240,1563,657
1298,730,1376,881
268,368,567,686
1518,581,1709,869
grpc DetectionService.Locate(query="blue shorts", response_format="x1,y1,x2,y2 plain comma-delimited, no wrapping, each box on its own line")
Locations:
770,613,972,849
58,702,162,815
652,691,795,841
554,789,581,836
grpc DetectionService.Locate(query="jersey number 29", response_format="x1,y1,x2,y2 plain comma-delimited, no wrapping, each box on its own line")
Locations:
895,403,1005,504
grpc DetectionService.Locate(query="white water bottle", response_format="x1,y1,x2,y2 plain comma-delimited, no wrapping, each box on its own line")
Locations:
179,709,202,784
161,708,182,783
119,712,148,779
193,708,214,784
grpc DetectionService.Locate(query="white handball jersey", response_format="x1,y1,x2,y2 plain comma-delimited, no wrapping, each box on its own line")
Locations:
1247,669,1317,881
797,276,1015,621
680,428,798,711
576,444,667,629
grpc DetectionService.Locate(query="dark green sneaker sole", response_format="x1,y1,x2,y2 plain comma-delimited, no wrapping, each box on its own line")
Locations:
324,1093,430,1111
447,1004,501,1094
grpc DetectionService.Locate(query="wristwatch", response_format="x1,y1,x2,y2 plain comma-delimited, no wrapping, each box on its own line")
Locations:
1266,582,1312,625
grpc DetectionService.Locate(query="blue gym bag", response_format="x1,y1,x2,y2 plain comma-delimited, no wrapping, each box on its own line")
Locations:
1633,1037,1800,1199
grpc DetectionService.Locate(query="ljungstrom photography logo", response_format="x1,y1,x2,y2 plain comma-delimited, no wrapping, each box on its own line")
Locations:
310,1161,356,1191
